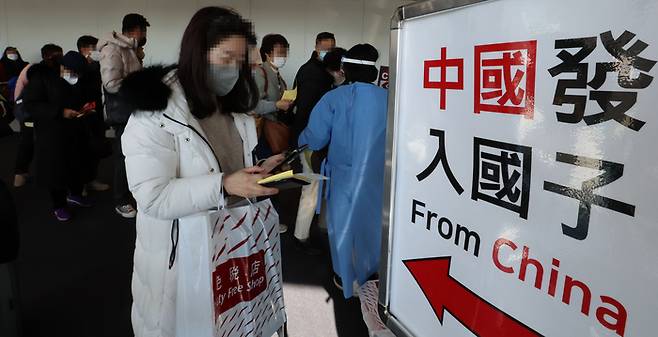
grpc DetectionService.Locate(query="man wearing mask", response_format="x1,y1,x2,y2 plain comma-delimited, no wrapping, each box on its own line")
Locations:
98,13,149,219
12,44,63,187
77,35,110,194
291,32,336,146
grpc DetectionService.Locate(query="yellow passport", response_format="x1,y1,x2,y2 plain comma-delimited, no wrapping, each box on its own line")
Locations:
281,88,297,101
258,170,327,190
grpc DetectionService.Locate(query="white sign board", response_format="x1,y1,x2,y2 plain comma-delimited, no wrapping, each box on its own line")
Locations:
381,0,658,336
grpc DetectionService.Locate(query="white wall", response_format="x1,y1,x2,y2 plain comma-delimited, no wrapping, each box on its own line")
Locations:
0,0,413,84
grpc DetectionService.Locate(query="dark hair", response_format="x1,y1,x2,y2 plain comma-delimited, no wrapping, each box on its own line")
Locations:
178,7,258,119
259,34,289,62
41,44,63,60
77,35,99,51
343,44,378,84
315,32,335,45
122,13,150,33
61,51,87,75
323,47,346,72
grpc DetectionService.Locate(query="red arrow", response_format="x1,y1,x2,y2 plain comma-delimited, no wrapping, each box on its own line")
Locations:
404,257,542,337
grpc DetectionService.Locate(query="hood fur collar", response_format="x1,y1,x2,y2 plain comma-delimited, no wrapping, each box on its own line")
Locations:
119,65,177,113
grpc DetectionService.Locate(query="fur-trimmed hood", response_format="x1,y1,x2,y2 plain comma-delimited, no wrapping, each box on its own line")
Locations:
119,64,177,113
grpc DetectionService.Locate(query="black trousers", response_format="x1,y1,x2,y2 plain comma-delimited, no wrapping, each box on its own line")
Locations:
112,125,132,206
14,123,34,175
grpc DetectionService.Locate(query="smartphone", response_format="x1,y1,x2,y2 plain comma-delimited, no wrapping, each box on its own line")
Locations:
266,144,309,173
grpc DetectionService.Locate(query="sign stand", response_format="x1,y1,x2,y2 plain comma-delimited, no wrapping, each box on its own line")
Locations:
378,1,658,336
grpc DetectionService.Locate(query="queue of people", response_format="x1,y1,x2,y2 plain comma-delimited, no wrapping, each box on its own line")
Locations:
1,6,388,336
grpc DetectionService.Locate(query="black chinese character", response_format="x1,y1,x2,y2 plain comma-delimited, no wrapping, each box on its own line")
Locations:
471,138,531,219
417,129,464,195
543,152,636,241
549,30,656,131
548,36,597,124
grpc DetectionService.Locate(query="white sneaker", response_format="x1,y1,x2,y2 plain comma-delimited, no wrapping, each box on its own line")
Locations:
279,224,288,234
115,204,137,218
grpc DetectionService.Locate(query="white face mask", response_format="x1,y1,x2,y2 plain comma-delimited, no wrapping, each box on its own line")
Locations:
318,50,329,61
89,51,102,62
7,53,18,61
208,63,240,97
271,56,287,69
62,73,79,85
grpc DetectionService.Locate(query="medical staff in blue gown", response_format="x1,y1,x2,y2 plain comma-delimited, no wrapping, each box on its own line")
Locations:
299,44,388,298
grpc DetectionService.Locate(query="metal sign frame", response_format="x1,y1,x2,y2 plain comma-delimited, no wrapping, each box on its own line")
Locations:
377,1,493,336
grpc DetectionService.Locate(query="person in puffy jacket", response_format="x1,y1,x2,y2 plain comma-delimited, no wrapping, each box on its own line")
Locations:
98,13,149,219
118,7,283,337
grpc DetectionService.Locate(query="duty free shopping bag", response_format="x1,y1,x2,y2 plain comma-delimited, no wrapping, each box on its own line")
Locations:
175,197,286,337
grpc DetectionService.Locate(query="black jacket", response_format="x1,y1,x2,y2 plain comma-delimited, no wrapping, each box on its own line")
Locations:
292,52,334,146
22,63,91,188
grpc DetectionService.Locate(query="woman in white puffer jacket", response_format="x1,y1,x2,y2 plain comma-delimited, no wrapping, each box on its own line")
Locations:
118,8,283,337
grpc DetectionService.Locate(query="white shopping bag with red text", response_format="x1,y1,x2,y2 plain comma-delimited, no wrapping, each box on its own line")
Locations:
175,198,286,337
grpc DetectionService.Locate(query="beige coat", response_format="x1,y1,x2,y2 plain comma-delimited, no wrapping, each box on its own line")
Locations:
98,32,142,93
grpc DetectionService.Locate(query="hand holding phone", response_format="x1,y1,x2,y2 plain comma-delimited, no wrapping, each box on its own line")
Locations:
268,144,309,174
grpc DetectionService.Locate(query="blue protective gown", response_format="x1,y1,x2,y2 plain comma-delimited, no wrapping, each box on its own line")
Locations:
299,82,388,298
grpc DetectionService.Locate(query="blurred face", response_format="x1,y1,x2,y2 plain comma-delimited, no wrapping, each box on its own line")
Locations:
79,45,95,58
126,28,147,46
267,44,289,69
330,69,345,86
315,39,336,59
44,51,63,67
206,35,247,96
60,65,79,85
5,48,19,61
208,35,247,66
268,44,288,59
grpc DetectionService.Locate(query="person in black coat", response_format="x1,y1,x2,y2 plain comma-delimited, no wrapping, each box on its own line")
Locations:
22,51,94,221
291,32,336,146
77,35,112,192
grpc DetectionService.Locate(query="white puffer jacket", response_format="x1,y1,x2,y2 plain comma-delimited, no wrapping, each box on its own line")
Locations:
121,68,258,337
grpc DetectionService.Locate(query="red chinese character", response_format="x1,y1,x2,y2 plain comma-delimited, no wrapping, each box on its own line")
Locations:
424,47,464,110
475,41,537,118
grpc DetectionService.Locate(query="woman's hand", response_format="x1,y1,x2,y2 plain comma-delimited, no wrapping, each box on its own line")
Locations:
259,153,286,174
223,166,279,199
63,108,80,119
275,99,293,112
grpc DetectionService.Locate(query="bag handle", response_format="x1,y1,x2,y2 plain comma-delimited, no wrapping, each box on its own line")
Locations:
168,219,180,270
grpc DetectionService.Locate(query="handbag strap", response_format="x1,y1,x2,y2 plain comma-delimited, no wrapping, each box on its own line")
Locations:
259,66,269,96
